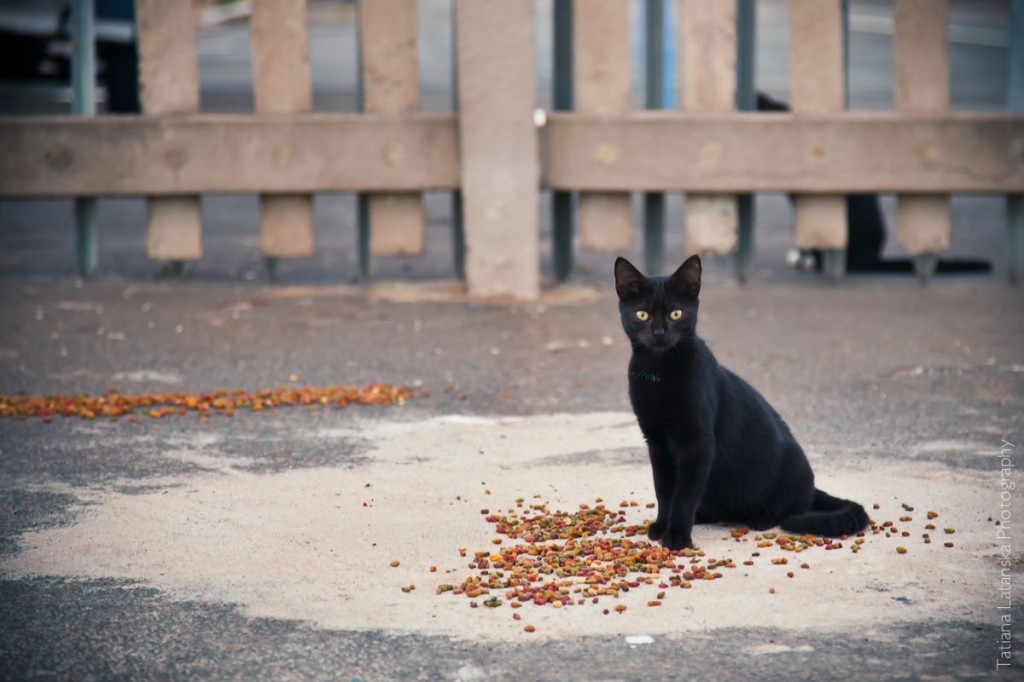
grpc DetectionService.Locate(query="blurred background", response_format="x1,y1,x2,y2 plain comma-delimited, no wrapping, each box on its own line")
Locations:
0,0,1015,285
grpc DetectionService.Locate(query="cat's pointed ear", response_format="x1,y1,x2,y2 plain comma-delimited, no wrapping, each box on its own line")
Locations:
614,257,648,300
668,254,702,299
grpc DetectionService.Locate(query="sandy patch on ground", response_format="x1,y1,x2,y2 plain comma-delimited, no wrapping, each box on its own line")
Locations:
1,413,1006,641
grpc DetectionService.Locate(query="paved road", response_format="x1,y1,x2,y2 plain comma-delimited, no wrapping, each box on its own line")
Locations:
1,276,1022,680
1,2,1022,680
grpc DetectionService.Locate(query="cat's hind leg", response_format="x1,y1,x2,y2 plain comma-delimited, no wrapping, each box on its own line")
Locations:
743,518,780,531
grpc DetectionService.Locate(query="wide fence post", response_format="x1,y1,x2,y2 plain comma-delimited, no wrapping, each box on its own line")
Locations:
573,0,633,253
135,0,202,273
358,0,425,278
250,0,314,280
893,0,950,283
454,0,540,301
678,0,739,259
789,0,848,282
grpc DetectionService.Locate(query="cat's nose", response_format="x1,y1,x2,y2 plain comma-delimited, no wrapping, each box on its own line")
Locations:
652,325,666,337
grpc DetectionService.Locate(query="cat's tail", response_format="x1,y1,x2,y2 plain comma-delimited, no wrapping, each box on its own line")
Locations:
779,489,870,537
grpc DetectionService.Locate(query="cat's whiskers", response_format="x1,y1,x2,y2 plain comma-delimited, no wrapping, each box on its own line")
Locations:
630,369,662,383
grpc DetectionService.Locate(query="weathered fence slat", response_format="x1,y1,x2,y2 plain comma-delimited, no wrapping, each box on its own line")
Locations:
573,0,633,253
789,0,847,280
135,0,202,264
894,0,951,283
0,114,459,196
538,113,1024,194
6,113,1022,197
454,0,540,300
359,0,425,263
251,0,314,273
679,0,738,258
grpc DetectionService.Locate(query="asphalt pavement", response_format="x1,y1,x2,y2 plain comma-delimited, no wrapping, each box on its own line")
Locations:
2,1,1022,680
1,274,1022,680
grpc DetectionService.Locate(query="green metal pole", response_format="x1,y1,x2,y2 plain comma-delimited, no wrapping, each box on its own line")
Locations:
552,0,574,282
1008,0,1023,284
72,0,98,278
451,7,466,281
355,2,371,280
643,0,666,276
734,0,757,284
825,0,849,283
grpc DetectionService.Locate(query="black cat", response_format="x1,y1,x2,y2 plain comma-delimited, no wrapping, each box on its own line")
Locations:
615,255,869,551
756,93,990,275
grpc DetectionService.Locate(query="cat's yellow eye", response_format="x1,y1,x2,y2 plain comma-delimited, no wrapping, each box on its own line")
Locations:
635,310,650,322
669,309,684,321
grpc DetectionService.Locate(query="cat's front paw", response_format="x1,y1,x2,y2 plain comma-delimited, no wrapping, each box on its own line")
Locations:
660,528,694,551
647,520,666,542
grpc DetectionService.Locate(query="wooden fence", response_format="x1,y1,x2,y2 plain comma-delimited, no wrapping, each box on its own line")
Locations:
1,0,1022,300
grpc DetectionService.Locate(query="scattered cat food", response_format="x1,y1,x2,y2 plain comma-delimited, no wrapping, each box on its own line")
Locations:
944,528,955,534
524,625,536,633
927,511,939,520
437,497,955,618
945,542,954,548
390,560,400,568
0,382,420,422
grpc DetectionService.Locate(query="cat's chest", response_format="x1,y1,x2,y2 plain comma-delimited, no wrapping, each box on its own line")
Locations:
629,365,703,413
